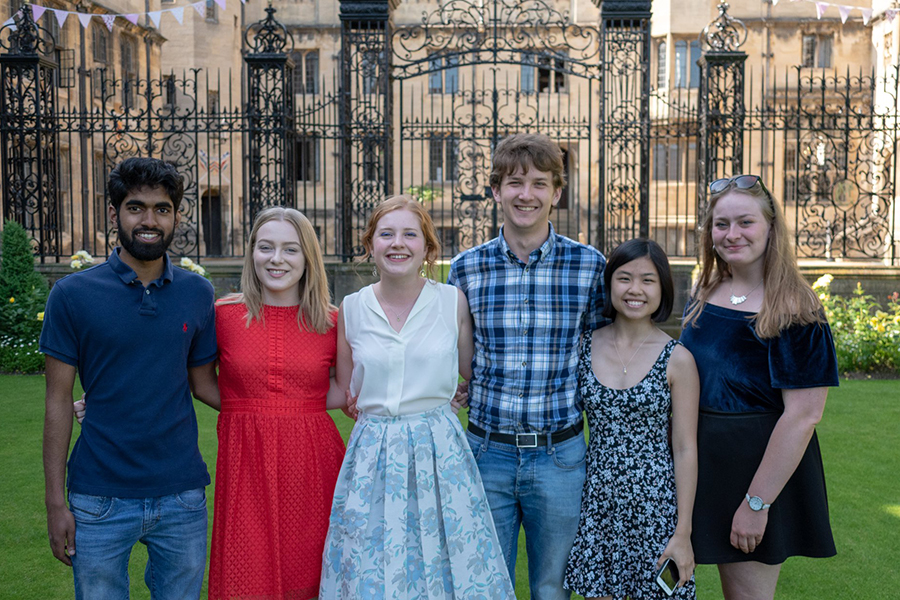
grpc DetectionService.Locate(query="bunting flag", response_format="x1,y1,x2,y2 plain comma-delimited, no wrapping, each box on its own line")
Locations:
767,0,897,27
11,0,886,34
838,5,851,23
14,0,236,34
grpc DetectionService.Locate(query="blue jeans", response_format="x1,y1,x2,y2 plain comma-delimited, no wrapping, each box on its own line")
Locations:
466,429,586,600
68,488,208,600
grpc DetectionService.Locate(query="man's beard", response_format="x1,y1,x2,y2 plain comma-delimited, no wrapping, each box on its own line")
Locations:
118,225,175,261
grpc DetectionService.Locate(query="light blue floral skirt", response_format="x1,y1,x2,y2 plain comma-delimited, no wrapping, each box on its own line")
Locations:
319,403,515,599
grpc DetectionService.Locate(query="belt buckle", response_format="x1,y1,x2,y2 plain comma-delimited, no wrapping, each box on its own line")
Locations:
516,433,538,448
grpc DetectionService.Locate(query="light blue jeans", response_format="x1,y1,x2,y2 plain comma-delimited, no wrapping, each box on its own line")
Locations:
466,429,586,600
68,488,208,600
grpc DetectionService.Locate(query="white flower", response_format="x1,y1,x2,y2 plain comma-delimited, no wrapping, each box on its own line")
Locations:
812,274,834,290
178,257,207,277
71,259,83,269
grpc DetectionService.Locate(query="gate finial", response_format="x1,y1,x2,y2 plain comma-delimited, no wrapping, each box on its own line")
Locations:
244,3,294,55
700,1,747,52
1,1,53,55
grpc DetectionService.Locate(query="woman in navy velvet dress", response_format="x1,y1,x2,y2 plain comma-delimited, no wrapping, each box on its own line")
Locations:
680,175,839,600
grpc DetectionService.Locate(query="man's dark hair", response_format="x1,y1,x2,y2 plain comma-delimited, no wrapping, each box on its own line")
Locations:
602,238,675,323
107,158,185,212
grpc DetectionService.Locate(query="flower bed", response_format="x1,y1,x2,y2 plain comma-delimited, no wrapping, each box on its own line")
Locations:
814,274,900,376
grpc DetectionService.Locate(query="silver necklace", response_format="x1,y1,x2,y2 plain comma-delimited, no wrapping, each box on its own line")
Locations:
374,288,417,322
730,280,763,305
613,329,654,375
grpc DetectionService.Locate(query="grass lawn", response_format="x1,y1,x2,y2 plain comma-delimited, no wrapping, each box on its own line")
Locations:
1,376,897,599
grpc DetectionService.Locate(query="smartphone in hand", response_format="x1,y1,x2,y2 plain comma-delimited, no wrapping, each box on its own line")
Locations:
656,558,680,596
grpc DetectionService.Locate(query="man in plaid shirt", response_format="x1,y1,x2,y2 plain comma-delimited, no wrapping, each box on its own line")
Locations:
449,133,607,599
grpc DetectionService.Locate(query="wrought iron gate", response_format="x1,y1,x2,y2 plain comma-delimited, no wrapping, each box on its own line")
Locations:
389,0,604,255
1,0,897,264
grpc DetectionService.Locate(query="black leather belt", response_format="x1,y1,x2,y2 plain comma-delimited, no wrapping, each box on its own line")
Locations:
467,421,584,448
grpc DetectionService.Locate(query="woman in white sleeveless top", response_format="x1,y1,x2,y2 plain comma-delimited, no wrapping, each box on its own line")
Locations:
319,196,515,599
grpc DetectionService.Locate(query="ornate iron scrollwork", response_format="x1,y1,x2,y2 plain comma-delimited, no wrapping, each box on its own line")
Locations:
0,6,55,56
391,0,603,253
245,3,295,55
700,1,747,52
393,0,601,81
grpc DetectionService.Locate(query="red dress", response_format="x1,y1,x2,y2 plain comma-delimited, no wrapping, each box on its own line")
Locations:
208,303,345,600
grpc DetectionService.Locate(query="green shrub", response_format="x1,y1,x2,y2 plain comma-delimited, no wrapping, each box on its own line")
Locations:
0,220,48,373
814,274,900,375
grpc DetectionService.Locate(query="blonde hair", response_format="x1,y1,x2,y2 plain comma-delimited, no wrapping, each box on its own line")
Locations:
361,195,442,279
683,184,824,338
219,207,336,334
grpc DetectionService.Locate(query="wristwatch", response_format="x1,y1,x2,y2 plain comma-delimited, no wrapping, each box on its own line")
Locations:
745,493,771,511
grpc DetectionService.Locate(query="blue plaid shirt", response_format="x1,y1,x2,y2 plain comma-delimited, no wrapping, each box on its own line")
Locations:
448,225,607,434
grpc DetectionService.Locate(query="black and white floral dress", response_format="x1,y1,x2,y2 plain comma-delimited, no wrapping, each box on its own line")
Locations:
564,335,696,600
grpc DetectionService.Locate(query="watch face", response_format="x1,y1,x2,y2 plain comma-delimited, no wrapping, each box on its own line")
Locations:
749,496,763,511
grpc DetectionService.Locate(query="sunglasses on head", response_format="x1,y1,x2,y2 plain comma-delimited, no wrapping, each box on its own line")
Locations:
708,174,771,197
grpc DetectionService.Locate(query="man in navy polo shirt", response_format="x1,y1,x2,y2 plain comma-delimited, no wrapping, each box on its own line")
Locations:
41,157,220,599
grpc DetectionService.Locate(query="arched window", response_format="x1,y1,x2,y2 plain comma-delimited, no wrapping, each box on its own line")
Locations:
92,24,109,64
121,36,137,108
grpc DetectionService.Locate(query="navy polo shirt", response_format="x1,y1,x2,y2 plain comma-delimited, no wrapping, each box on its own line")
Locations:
40,248,217,498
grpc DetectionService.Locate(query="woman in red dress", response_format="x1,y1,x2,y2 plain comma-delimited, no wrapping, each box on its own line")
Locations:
208,207,346,600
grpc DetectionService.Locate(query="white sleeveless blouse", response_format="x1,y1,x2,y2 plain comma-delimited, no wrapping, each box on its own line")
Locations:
343,280,460,417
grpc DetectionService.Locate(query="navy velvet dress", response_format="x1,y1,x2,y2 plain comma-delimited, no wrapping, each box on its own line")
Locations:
679,303,839,565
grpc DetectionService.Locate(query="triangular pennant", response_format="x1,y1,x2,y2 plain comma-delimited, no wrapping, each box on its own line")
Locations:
102,14,115,31
192,2,205,17
53,9,68,29
815,2,827,19
77,13,93,29
838,5,851,23
31,5,47,21
215,0,226,11
888,8,898,23
861,8,872,25
148,10,161,27
171,7,184,24
772,0,779,5
124,13,139,25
